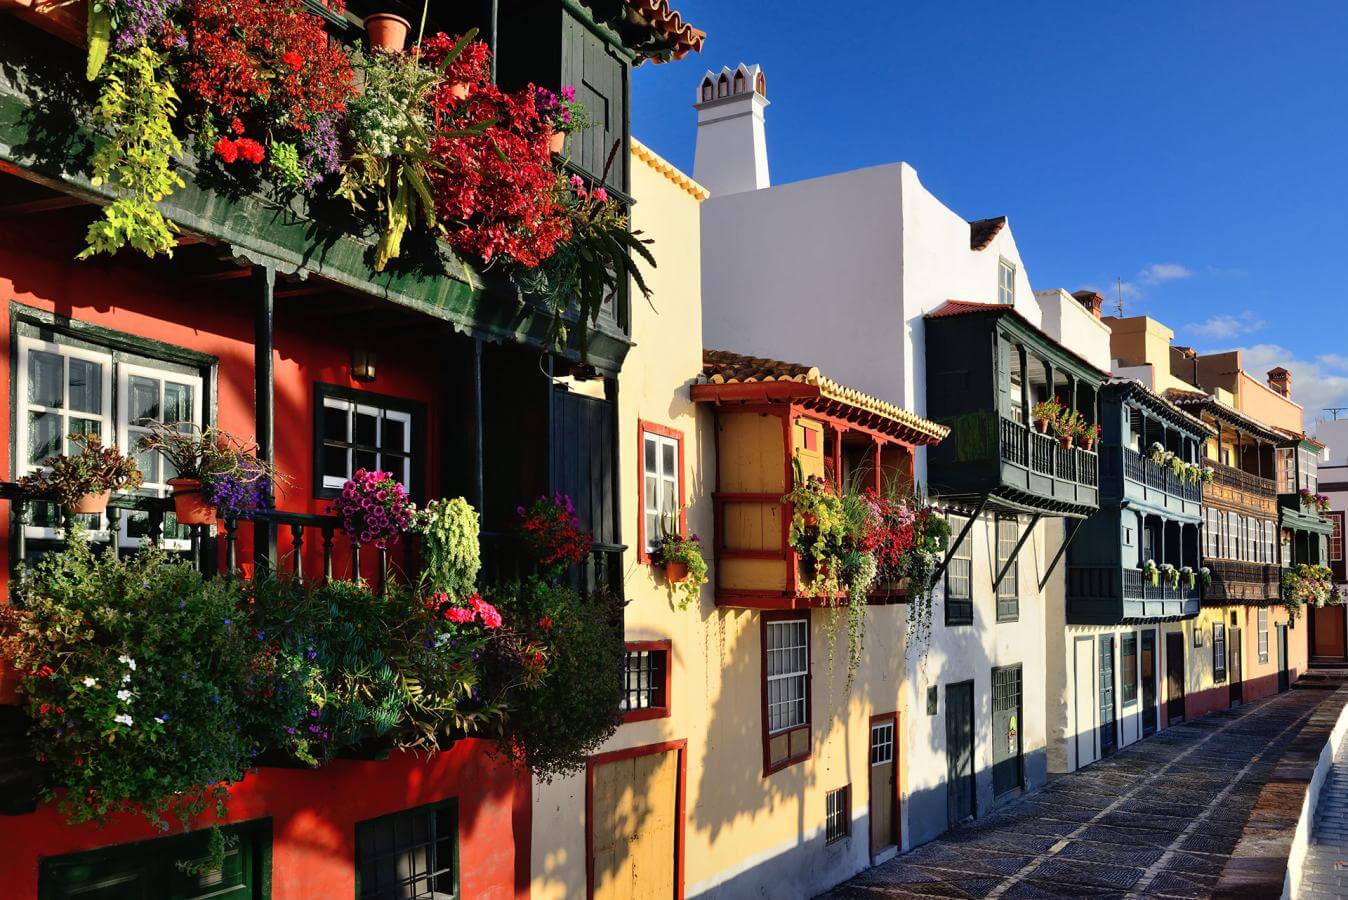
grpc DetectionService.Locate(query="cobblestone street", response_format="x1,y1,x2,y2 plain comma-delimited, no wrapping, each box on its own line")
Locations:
823,688,1342,899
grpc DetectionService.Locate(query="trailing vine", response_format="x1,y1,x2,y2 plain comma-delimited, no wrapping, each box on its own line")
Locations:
80,46,184,259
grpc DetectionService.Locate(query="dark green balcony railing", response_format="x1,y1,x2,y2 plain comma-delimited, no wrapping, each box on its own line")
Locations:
1000,417,1098,488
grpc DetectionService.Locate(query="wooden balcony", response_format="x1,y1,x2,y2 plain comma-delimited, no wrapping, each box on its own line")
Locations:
1202,558,1281,605
1204,462,1276,518
991,416,1100,514
1067,564,1200,624
1098,447,1202,519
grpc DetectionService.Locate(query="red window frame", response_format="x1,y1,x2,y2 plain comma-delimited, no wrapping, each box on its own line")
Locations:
621,639,672,724
637,420,687,564
585,739,688,899
761,610,812,776
1331,511,1344,562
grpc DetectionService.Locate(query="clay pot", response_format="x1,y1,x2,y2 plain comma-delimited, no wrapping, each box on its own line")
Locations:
168,477,217,525
65,490,110,515
1058,434,1074,450
1081,436,1095,452
448,82,470,101
1034,418,1051,434
364,13,410,53
665,560,689,583
549,130,566,154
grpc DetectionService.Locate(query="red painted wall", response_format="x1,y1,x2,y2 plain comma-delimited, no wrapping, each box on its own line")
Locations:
0,740,531,900
0,221,529,895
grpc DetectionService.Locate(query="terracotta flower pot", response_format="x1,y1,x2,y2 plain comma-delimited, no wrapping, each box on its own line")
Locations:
801,513,818,527
65,489,111,515
665,560,689,583
1058,434,1074,450
364,13,410,52
1034,418,1051,434
549,130,566,154
448,82,470,101
168,477,217,525
1081,436,1095,452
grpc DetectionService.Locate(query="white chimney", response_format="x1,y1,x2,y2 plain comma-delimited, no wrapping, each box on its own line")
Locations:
693,64,770,197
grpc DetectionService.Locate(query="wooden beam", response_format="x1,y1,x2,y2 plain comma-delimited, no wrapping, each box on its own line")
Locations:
0,195,88,218
1039,518,1084,591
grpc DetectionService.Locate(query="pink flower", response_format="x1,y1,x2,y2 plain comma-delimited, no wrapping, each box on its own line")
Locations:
444,607,475,624
592,187,608,203
469,594,502,629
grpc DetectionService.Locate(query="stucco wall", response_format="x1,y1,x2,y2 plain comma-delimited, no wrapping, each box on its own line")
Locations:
1036,289,1112,374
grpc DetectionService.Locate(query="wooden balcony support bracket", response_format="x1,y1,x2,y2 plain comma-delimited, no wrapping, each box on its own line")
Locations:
931,494,990,584
1039,517,1084,591
994,512,1041,592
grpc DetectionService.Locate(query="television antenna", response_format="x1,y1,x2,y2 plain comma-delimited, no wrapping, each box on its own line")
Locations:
1327,407,1348,420
1115,277,1125,317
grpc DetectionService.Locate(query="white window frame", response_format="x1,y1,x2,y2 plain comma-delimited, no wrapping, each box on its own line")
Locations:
16,337,115,541
319,396,413,493
641,429,681,553
116,362,203,550
1331,512,1343,563
765,618,809,735
1258,608,1270,664
998,258,1016,306
870,721,895,766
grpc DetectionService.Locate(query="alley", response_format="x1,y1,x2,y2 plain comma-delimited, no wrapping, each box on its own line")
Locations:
824,688,1343,899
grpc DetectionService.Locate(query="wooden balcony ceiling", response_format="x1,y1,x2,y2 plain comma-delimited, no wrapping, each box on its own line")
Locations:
1165,389,1285,443
1105,378,1215,438
1270,424,1327,450
693,349,949,446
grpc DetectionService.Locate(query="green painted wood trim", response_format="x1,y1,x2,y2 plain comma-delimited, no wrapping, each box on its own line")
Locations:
560,0,638,62
0,21,632,373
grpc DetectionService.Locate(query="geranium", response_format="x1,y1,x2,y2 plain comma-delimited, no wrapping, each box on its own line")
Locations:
329,469,413,549
516,494,593,572
422,35,570,267
171,0,354,185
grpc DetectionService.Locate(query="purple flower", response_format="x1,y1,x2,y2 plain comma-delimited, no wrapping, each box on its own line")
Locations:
561,85,576,102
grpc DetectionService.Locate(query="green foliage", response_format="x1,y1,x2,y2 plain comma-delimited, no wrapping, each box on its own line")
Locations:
490,578,624,782
18,433,143,508
653,515,708,611
412,497,481,598
0,534,257,829
80,47,184,260
86,2,112,81
268,142,306,191
783,470,847,597
1281,563,1338,622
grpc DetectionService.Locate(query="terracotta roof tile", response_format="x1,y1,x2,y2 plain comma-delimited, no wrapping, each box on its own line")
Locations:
1165,390,1286,442
969,216,1007,251
927,299,1001,319
623,0,705,63
700,350,949,444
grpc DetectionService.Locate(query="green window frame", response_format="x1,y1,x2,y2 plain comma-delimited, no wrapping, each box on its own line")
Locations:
355,799,459,900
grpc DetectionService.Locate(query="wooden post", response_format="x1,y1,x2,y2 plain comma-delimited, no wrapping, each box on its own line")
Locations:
253,264,277,572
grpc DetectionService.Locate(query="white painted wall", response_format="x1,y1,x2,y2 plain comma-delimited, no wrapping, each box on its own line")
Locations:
1036,288,1113,372
1315,419,1348,466
693,65,770,198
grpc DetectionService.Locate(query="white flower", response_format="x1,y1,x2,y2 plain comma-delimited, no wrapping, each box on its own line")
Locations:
82,676,97,688
154,716,165,724
116,689,132,702
113,713,133,727
117,655,137,671
122,673,131,683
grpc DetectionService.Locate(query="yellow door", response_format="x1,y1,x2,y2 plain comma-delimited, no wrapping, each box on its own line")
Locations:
592,748,680,900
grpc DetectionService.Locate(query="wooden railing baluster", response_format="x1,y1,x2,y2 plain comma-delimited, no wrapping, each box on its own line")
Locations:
292,523,304,580
322,526,335,582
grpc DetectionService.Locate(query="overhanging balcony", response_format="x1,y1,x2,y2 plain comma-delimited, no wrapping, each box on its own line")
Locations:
1067,565,1200,625
1202,558,1280,605
995,417,1099,513
1099,447,1203,518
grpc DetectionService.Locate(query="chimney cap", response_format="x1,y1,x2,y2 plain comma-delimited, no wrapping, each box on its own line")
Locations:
697,63,767,105
1268,366,1291,377
1071,290,1105,318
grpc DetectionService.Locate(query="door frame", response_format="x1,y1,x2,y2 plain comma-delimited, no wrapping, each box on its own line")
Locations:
1072,636,1097,769
1141,628,1159,736
991,663,1025,798
585,739,688,900
1165,631,1186,724
868,711,900,856
1277,624,1291,692
945,679,976,825
1099,634,1118,757
1229,626,1244,706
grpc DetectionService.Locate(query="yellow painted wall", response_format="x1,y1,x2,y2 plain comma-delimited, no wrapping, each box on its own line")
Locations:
1236,372,1303,434
530,142,910,900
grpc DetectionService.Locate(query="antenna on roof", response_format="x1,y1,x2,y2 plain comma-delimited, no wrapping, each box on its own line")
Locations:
1115,277,1125,317
1327,407,1348,420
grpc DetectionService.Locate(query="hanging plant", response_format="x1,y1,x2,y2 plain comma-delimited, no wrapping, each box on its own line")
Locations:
1282,564,1335,621
411,497,481,599
783,470,846,597
1199,565,1212,588
516,494,594,575
329,469,414,549
651,526,708,611
1142,558,1160,586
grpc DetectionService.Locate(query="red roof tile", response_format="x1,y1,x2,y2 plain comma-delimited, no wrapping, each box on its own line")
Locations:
927,299,1002,319
624,0,705,63
969,216,1007,251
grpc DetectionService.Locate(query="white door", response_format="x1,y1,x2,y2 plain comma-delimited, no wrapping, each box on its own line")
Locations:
1074,637,1098,769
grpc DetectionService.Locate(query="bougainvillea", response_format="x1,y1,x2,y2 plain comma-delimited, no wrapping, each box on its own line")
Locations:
329,469,413,548
170,0,354,186
516,494,593,573
421,34,570,267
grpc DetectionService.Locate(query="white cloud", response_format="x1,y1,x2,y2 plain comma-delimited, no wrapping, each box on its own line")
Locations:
1317,354,1348,373
1184,311,1266,341
1233,344,1348,421
1138,263,1194,285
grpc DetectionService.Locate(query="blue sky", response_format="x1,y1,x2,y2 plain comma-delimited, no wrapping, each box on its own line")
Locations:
631,1,1348,422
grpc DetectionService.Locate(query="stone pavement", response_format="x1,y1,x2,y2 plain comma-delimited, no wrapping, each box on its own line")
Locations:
1297,725,1348,900
821,687,1342,899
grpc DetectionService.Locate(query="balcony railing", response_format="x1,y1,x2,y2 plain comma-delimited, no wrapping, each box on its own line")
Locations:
1000,417,1098,487
3,486,624,603
1121,567,1201,603
1120,448,1202,503
1203,557,1281,604
1210,462,1276,496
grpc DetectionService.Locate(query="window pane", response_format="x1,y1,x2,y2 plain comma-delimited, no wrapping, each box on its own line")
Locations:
66,416,101,452
324,445,350,480
644,475,658,514
128,375,160,422
323,403,350,442
132,442,160,484
27,410,61,465
662,441,676,478
67,358,102,414
644,437,657,474
355,410,378,447
163,382,193,423
28,349,63,407
382,415,407,452
355,449,378,472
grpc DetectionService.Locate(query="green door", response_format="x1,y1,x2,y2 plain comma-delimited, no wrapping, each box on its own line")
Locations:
40,821,271,900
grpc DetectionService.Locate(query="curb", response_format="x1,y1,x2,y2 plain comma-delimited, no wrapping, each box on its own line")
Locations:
1283,686,1348,899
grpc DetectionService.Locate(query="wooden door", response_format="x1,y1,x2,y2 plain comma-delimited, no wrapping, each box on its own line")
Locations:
1277,625,1290,692
590,747,681,900
945,681,975,825
1099,635,1118,757
1229,628,1244,706
1165,632,1186,724
869,718,897,855
1073,637,1097,769
1141,630,1158,736
992,666,1023,797
40,821,270,899
1315,607,1346,658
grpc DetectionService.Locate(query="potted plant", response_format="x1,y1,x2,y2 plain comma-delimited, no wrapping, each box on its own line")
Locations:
1200,466,1215,485
1159,562,1179,589
330,469,414,549
1053,410,1080,449
783,472,846,596
1199,566,1212,588
410,497,481,598
364,12,411,52
1078,421,1101,452
652,528,708,610
1181,566,1195,589
534,85,591,155
1031,398,1062,434
19,434,143,515
137,422,282,525
1142,559,1160,587
516,494,594,574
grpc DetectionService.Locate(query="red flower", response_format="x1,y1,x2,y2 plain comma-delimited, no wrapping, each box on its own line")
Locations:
538,616,553,631
236,137,267,164
281,50,303,71
214,136,239,163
